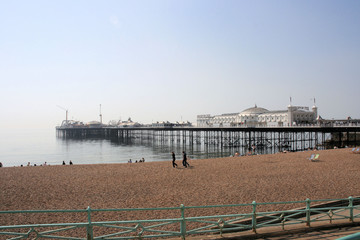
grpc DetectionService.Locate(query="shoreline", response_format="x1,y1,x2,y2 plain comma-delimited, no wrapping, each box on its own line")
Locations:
0,146,350,168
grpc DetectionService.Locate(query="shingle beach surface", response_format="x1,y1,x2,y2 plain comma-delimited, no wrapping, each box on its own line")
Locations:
1,148,360,235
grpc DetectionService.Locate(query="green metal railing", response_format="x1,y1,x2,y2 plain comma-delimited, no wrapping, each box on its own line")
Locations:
0,197,359,239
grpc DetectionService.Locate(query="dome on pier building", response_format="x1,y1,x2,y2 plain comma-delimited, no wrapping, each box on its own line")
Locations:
240,105,269,115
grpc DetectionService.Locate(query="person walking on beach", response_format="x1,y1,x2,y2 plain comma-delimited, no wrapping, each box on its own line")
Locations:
182,151,190,168
171,152,177,168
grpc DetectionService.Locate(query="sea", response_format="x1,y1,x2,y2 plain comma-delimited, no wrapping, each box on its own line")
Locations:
0,128,243,167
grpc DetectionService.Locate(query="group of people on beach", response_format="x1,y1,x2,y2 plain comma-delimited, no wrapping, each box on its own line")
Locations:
14,161,74,167
62,160,73,165
171,151,190,168
128,158,145,163
21,162,48,167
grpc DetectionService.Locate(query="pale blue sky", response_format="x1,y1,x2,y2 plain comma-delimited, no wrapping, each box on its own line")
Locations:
1,0,359,128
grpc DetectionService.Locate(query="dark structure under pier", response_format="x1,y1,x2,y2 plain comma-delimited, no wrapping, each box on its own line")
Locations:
56,126,360,152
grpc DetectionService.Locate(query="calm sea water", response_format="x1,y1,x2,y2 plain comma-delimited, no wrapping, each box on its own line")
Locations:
0,128,240,167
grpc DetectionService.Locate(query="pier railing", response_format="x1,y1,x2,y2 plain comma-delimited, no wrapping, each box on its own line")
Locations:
1,197,359,239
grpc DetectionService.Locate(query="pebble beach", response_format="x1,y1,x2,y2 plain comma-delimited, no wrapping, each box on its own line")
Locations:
1,148,360,236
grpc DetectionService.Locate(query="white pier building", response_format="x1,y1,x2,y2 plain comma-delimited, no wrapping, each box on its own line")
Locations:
197,104,318,127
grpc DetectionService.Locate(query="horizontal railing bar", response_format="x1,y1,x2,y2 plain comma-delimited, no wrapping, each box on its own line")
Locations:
0,220,182,232
252,200,308,205
0,223,88,230
254,210,306,216
91,207,181,212
0,209,88,214
310,206,353,211
94,224,133,230
226,216,249,222
185,213,250,220
187,228,223,234
253,206,355,217
184,203,252,209
0,231,26,236
91,218,182,225
106,233,180,239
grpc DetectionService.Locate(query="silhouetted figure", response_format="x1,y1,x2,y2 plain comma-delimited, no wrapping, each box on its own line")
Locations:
172,152,177,168
62,161,66,165
69,160,73,165
182,151,189,168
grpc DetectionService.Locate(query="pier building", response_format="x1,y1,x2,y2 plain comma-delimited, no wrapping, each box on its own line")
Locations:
197,104,318,127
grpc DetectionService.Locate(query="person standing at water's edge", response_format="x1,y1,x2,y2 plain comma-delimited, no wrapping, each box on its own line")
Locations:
182,151,190,168
171,152,177,168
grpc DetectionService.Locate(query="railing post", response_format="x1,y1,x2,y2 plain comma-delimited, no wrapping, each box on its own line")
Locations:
180,204,186,240
349,196,354,222
87,206,94,240
252,201,257,233
306,198,311,227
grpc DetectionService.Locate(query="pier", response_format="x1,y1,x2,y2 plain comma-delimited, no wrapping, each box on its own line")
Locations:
56,126,360,152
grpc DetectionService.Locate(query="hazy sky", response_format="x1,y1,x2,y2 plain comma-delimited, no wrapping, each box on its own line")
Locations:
1,0,359,129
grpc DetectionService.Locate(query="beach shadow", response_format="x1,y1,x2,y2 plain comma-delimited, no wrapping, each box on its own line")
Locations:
175,166,195,170
310,160,323,163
